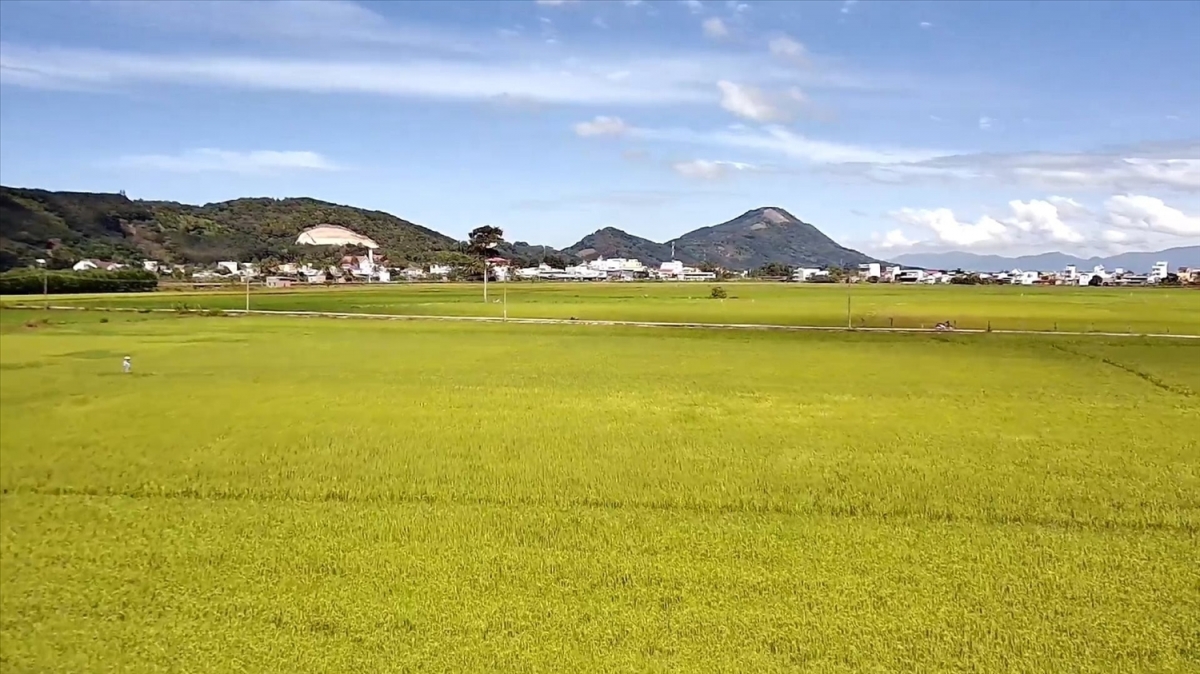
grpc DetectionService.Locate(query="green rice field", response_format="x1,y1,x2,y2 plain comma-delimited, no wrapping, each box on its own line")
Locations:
1,307,1198,672
8,281,1200,334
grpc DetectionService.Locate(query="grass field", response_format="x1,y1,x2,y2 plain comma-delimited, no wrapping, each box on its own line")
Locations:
8,281,1200,334
1,308,1198,672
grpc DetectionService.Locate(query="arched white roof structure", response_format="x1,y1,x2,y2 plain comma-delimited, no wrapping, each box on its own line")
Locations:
295,224,379,249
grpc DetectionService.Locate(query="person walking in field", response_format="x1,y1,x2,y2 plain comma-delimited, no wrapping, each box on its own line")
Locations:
122,356,132,374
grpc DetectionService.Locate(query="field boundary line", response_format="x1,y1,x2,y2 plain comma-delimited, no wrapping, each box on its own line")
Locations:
9,304,1200,339
1047,343,1196,398
4,484,1196,535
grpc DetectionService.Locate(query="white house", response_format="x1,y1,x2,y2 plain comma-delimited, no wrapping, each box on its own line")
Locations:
1011,269,1040,285
73,259,125,272
895,269,926,283
217,261,240,275
792,268,826,282
586,256,647,280
1079,265,1111,286
1151,261,1169,281
858,263,882,280
428,264,453,278
656,260,715,281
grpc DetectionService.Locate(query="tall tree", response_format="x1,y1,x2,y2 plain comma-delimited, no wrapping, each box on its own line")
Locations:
468,226,505,258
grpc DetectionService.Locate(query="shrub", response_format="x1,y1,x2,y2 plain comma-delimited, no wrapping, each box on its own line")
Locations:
710,286,728,299
0,269,158,295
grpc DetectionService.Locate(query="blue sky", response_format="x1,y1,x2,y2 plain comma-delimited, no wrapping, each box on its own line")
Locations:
1,0,1198,256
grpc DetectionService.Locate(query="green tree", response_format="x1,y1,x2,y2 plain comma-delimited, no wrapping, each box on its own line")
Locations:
755,262,794,278
468,226,505,258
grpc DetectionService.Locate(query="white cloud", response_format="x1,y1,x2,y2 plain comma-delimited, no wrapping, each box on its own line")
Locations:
877,193,1199,255
94,0,478,55
640,124,946,165
1006,199,1085,243
876,229,919,250
715,81,810,123
535,0,574,5
1102,229,1135,244
0,44,721,106
625,0,644,5
1105,195,1200,236
920,21,933,28
702,17,729,38
892,208,1009,247
671,159,754,180
683,0,704,13
978,116,993,131
717,81,779,121
113,149,341,174
573,115,630,137
768,36,808,65
841,0,858,14
728,1,750,12
593,16,609,28
837,142,1200,193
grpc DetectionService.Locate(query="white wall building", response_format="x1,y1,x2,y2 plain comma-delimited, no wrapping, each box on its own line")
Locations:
1012,269,1040,285
656,260,715,281
792,268,826,282
859,263,881,279
895,269,925,283
1151,261,1169,281
586,257,646,273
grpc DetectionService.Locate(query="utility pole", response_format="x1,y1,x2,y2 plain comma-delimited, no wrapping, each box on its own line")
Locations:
503,272,508,321
37,259,47,308
245,272,250,312
483,242,497,304
846,293,852,329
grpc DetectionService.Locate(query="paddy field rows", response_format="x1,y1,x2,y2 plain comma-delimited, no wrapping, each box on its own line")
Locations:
0,304,1197,672
11,281,1200,334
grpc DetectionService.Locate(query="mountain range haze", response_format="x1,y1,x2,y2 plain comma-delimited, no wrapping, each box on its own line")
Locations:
893,247,1200,272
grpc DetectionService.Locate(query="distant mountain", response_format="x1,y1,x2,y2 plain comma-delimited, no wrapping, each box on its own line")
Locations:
0,186,460,271
564,208,876,271
892,246,1200,273
564,227,696,267
501,240,580,266
1,187,875,273
672,207,878,270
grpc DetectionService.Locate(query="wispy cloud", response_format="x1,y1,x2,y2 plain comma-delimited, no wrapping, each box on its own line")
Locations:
841,0,859,14
113,149,342,174
702,17,729,38
573,115,630,137
978,116,994,131
683,0,704,13
919,21,933,29
768,35,808,66
95,0,479,54
0,44,720,106
637,124,947,165
671,159,756,180
717,81,808,122
850,142,1200,192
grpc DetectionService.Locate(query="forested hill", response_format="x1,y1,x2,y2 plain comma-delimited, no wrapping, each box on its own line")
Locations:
0,186,471,270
